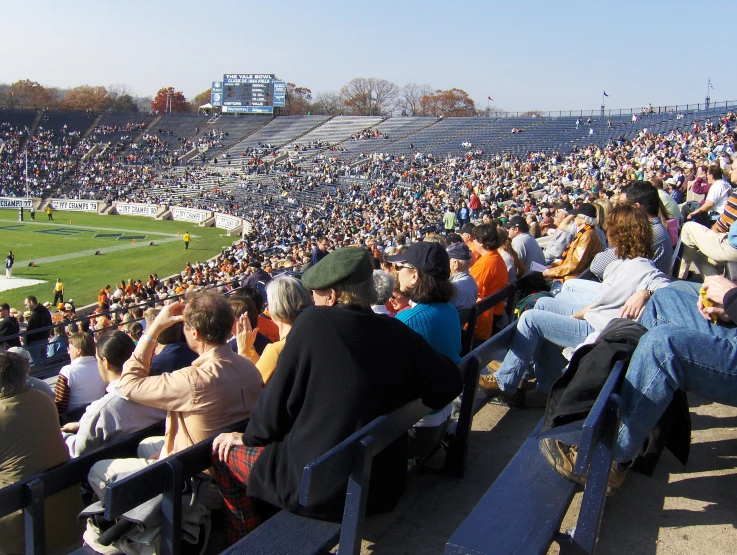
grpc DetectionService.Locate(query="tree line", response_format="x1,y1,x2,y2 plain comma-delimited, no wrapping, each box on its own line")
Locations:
0,78,510,117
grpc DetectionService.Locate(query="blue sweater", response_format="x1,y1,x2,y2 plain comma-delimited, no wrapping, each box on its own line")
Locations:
396,302,462,365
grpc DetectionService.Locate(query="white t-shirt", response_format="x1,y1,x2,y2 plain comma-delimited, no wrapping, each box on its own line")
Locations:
706,179,731,214
59,356,106,412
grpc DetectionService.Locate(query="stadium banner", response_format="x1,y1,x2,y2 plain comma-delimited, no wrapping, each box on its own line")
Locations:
0,197,34,208
49,199,99,212
273,81,286,107
115,202,159,217
215,213,242,231
171,206,212,223
211,80,223,107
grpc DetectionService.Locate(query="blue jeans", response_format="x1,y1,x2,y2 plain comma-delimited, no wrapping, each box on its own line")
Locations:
614,281,737,462
26,339,48,366
494,303,595,394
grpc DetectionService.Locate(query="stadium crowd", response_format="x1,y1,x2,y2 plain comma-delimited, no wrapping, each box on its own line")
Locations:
2,109,737,552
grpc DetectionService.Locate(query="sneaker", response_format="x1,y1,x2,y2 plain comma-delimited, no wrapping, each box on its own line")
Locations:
539,438,586,484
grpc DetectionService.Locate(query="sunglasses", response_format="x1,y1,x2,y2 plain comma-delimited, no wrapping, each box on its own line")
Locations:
394,263,416,271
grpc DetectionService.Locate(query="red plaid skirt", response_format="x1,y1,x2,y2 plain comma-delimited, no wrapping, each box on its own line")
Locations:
212,445,265,543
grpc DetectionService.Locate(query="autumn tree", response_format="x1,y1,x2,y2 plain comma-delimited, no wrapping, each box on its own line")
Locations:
397,83,432,116
420,88,477,118
5,79,59,109
60,85,111,111
150,87,189,113
340,77,398,116
285,83,312,115
520,110,544,118
311,91,344,116
191,88,212,111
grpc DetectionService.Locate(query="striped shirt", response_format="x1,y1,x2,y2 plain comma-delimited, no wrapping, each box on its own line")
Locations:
714,189,737,233
450,271,479,311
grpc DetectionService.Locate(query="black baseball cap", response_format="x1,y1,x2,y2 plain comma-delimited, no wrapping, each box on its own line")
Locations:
505,215,529,233
387,242,450,280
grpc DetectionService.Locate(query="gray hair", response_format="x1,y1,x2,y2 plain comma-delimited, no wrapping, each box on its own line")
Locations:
266,276,313,324
0,352,28,399
372,270,395,305
578,214,598,227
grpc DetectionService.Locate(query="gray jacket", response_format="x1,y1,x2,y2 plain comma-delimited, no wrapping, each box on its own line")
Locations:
64,380,165,457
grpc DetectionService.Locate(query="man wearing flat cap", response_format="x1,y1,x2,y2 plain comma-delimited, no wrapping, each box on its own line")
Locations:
211,247,462,542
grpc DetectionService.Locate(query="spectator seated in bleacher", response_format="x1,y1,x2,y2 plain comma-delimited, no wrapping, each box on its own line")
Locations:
505,215,546,271
87,291,263,499
0,351,83,554
469,224,510,341
541,275,737,492
236,276,313,385
479,203,671,402
684,165,730,226
678,163,737,279
210,247,462,544
371,270,395,315
53,331,106,417
589,180,673,281
145,308,197,376
6,346,54,401
447,242,478,312
61,331,165,458
388,241,462,458
542,203,604,287
228,294,272,357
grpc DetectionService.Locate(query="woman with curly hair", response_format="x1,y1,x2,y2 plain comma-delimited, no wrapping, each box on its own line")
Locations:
479,203,671,401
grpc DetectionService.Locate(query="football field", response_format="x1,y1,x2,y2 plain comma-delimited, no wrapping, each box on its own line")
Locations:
0,210,235,310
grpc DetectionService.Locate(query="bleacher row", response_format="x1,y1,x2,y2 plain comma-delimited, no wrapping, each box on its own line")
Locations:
0,274,624,555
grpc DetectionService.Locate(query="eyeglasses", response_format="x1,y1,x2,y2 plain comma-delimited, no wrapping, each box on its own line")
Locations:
394,263,416,271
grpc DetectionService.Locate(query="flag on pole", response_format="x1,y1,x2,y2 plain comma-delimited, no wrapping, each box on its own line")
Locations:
488,96,494,101
603,90,609,97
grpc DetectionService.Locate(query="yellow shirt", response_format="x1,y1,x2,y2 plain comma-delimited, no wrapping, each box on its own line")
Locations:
183,233,190,242
55,281,64,292
256,338,286,384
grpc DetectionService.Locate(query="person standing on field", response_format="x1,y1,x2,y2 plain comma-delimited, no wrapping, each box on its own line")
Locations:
183,231,191,250
53,279,65,305
5,251,13,278
46,205,53,220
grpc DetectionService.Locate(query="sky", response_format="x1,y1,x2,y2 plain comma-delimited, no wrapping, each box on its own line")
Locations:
3,0,734,113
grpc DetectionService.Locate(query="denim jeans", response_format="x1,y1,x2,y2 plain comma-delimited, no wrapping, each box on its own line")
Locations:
493,304,594,394
614,281,737,462
26,339,48,366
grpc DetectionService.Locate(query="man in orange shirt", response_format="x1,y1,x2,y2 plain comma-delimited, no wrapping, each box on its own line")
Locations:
469,224,509,341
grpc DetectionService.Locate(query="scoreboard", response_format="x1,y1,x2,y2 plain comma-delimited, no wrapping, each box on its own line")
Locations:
211,74,286,114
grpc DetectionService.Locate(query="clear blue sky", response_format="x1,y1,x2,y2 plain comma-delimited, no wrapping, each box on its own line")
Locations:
3,0,733,112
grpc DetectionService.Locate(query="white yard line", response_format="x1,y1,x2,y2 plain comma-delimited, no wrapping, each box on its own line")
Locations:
14,236,183,266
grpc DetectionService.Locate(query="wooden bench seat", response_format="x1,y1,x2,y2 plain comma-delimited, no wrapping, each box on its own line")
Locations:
445,361,625,555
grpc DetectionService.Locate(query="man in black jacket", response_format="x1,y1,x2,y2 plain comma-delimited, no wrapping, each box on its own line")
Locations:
23,296,52,365
211,247,463,543
0,303,21,349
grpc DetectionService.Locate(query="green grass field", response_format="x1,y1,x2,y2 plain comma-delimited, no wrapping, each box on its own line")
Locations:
0,210,235,310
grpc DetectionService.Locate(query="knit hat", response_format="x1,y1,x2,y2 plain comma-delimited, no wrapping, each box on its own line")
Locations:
301,247,373,290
